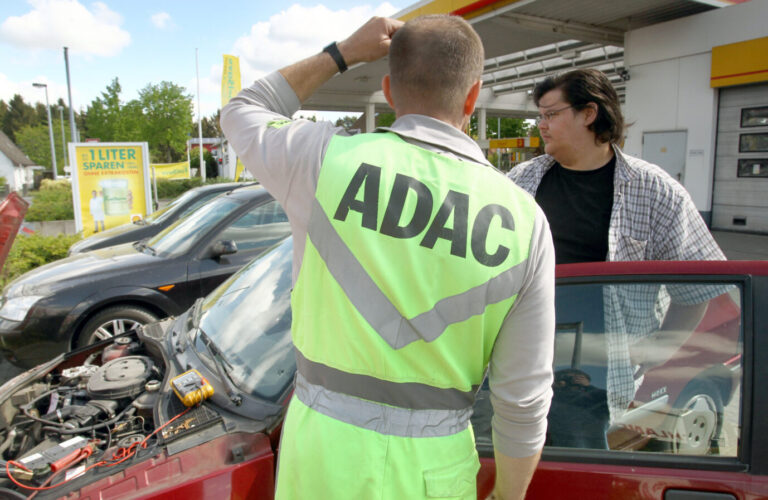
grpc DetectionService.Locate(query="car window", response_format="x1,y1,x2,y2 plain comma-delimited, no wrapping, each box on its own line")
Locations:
175,191,228,220
472,280,743,459
145,188,203,224
215,200,290,252
148,197,242,257
196,238,294,402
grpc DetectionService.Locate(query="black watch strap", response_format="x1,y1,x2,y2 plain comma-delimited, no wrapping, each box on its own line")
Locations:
323,42,348,74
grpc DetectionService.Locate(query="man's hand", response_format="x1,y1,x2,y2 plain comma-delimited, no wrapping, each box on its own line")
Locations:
279,16,403,102
337,16,404,67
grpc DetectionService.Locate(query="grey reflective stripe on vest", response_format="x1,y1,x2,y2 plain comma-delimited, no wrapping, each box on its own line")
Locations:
294,372,473,438
296,348,476,411
308,199,528,349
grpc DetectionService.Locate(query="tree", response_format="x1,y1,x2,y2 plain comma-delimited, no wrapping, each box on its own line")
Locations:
334,115,362,132
137,81,193,163
192,110,223,139
469,116,530,140
15,124,50,168
1,94,37,142
84,78,135,142
189,149,218,179
376,112,396,128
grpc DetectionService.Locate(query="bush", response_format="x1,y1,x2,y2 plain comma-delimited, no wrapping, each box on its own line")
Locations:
1,233,81,289
154,177,236,200
25,179,74,222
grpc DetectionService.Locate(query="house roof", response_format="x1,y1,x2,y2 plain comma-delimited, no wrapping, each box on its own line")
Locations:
0,130,35,167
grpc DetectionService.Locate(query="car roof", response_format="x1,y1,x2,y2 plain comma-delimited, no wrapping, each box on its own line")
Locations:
223,184,272,201
556,259,768,278
191,181,258,194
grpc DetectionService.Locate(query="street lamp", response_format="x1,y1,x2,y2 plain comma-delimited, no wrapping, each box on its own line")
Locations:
58,105,68,171
32,83,58,180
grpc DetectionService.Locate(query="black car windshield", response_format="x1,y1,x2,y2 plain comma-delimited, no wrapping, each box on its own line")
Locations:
147,196,242,257
193,237,294,403
144,189,203,224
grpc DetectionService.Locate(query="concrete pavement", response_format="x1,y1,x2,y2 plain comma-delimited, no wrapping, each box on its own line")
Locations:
712,230,768,261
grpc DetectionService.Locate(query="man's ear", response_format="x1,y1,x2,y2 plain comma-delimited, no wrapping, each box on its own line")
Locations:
463,80,482,117
583,102,599,126
382,74,395,109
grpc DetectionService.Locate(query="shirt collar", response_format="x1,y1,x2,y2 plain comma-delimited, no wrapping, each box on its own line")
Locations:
376,114,493,167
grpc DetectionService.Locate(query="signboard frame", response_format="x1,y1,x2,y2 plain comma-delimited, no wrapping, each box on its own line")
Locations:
68,142,153,235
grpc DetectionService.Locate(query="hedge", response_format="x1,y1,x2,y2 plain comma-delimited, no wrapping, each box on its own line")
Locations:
0,233,82,289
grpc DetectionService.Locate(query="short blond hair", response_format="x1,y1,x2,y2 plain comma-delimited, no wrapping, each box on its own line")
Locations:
389,15,484,119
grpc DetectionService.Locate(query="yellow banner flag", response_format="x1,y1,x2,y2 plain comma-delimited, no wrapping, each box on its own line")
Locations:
151,161,191,180
222,55,246,181
222,54,242,108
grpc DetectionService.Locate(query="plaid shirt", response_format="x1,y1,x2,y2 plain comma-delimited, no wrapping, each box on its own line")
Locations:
507,144,725,262
509,145,727,421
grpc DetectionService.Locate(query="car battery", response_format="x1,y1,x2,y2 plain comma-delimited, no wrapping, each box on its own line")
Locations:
170,369,214,407
18,436,91,478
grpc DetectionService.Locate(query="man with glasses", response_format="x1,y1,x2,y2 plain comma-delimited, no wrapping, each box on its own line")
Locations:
508,68,724,264
507,69,725,450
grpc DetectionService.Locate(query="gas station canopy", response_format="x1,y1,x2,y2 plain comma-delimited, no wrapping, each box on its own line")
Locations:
303,0,729,119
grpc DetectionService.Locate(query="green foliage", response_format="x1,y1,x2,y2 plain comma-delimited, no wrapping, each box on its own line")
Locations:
154,178,203,199
334,114,362,133
0,233,81,289
469,116,530,140
0,177,6,187
376,112,396,128
192,110,222,138
1,94,38,142
189,149,218,179
138,82,193,163
154,176,234,199
15,124,51,168
25,179,74,221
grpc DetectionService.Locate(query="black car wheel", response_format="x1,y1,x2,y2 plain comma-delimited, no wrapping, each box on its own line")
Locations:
77,306,159,347
669,380,724,455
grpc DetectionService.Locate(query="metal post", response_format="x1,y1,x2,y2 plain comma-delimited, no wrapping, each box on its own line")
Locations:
196,48,205,182
58,106,67,170
33,83,58,180
64,47,78,144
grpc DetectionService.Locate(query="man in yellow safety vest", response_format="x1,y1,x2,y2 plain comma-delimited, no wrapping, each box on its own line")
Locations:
222,14,555,500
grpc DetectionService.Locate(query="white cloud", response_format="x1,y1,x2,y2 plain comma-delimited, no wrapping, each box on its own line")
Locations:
0,0,130,57
150,12,172,30
0,72,75,107
232,3,399,78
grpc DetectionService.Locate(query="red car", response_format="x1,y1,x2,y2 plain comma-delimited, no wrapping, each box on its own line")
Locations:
0,239,765,499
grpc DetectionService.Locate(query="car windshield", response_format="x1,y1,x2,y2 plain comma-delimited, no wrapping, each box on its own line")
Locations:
144,189,204,224
193,238,294,403
146,196,242,257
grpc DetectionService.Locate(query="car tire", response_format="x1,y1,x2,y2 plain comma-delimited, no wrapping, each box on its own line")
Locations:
667,380,724,456
77,306,159,348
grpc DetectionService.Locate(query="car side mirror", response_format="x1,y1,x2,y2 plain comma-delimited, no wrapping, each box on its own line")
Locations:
211,240,238,258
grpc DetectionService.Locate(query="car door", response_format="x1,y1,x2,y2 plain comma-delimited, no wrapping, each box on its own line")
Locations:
189,199,290,297
474,261,768,499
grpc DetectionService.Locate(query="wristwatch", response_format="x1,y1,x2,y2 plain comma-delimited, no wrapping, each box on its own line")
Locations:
323,42,348,74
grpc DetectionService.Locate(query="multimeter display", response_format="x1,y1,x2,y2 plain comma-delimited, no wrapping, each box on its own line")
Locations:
170,369,214,407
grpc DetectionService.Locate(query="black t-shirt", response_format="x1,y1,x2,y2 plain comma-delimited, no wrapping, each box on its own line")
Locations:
535,156,616,264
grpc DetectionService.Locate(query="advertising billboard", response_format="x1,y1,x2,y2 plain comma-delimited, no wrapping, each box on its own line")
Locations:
69,142,152,236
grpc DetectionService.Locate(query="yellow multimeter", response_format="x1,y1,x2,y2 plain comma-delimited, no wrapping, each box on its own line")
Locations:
170,369,214,407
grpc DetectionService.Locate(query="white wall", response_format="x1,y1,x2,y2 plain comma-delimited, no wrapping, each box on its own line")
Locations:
623,0,768,213
0,153,19,191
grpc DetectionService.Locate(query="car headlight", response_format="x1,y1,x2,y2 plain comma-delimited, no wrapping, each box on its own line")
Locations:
0,296,45,322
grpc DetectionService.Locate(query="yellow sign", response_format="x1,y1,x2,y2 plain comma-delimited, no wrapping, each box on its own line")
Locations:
69,142,151,237
152,161,191,180
222,55,242,108
711,36,768,88
222,55,247,182
489,137,540,149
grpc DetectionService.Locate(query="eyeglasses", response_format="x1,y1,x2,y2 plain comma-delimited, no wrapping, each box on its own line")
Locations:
534,105,573,124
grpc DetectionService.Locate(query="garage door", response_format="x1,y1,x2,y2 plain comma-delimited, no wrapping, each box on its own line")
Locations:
712,83,768,233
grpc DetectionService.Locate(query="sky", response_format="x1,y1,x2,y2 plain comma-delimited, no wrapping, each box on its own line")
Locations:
0,0,403,124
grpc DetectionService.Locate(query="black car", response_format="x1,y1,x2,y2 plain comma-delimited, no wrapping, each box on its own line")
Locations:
0,185,289,368
67,182,256,255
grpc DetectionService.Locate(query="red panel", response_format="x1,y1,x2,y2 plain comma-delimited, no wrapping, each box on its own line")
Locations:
66,432,275,499
0,192,29,272
556,260,768,279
